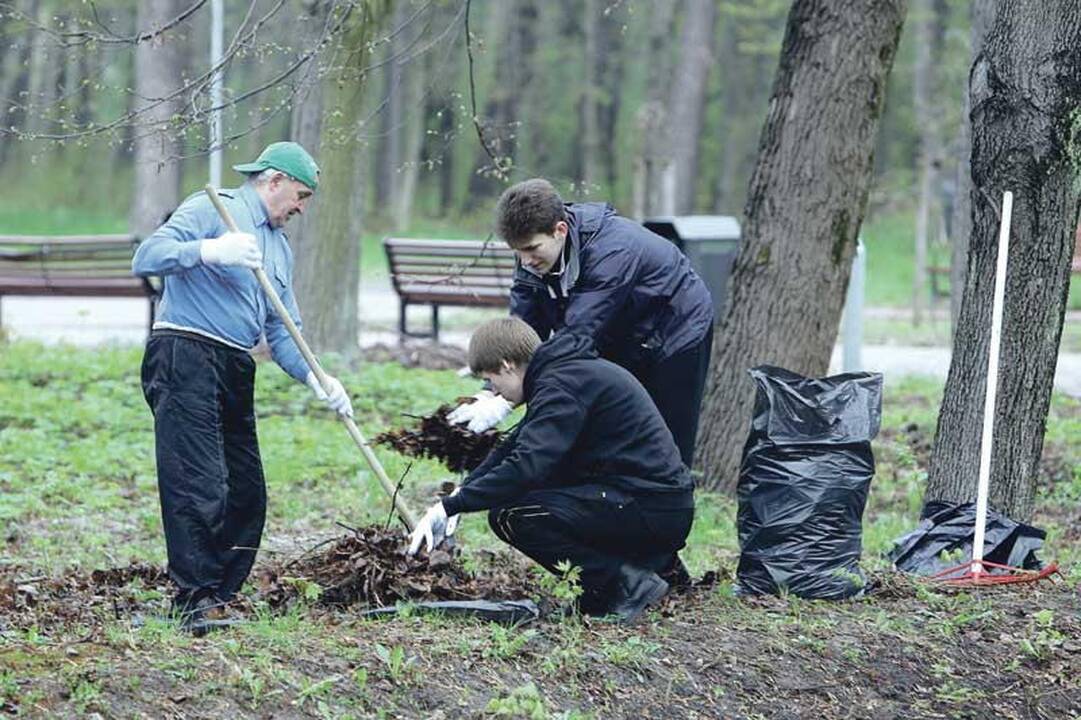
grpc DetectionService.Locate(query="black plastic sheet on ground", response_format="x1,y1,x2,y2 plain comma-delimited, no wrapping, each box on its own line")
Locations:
888,501,1045,576
361,599,539,625
737,365,883,600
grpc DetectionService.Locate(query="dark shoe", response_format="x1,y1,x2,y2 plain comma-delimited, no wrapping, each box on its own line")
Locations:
658,554,692,591
174,595,242,637
604,564,669,624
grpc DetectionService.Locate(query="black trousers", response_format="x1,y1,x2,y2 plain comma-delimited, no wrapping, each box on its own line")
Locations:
140,332,266,606
488,484,693,609
633,325,714,467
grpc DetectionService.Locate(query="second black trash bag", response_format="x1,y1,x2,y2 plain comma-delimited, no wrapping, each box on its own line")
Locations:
736,365,883,600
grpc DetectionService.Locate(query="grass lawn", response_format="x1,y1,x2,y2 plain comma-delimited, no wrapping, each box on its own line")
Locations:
1,341,1078,717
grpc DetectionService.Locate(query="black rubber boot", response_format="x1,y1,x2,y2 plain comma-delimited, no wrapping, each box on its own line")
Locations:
604,563,669,624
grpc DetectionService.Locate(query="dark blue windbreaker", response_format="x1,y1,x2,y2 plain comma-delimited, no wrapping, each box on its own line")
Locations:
510,202,714,370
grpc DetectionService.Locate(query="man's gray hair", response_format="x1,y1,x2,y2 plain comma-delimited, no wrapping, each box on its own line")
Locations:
248,168,284,186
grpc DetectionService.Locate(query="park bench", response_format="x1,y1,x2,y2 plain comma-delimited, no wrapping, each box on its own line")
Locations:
0,234,160,332
383,237,516,340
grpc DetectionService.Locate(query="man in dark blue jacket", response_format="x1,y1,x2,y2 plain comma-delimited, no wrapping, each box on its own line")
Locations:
411,318,695,622
447,179,714,470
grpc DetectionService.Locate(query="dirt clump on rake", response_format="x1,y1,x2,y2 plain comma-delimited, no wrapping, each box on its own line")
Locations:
373,401,506,474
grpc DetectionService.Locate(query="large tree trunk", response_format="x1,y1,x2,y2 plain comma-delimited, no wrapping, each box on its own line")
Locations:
695,0,907,492
129,0,185,238
294,2,390,356
668,0,718,214
948,0,996,332
925,0,1081,521
393,7,426,231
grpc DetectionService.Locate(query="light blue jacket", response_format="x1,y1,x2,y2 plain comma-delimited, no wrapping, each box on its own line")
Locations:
131,183,308,382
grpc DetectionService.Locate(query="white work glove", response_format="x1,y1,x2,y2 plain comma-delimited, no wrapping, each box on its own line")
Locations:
446,390,512,433
305,371,354,418
407,501,450,556
200,232,262,269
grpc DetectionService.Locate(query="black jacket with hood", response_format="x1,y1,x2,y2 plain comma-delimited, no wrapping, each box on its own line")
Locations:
510,202,714,371
441,332,695,517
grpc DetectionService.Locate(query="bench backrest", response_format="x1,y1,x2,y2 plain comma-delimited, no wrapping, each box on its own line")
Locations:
0,234,153,295
384,238,517,296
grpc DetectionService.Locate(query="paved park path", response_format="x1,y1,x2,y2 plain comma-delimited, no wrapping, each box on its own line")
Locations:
3,284,1079,398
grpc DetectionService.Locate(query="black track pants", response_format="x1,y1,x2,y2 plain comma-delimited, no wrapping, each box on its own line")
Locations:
140,332,266,605
487,484,693,608
634,325,713,468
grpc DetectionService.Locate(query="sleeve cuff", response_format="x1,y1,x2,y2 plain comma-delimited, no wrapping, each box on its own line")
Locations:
441,495,464,517
180,241,204,269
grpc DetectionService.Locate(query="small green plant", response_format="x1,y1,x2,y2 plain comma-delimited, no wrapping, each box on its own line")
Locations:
486,683,549,718
352,666,369,697
534,560,584,607
1019,609,1065,661
69,677,103,713
600,636,660,668
374,644,416,684
483,625,538,660
282,576,324,603
296,675,339,706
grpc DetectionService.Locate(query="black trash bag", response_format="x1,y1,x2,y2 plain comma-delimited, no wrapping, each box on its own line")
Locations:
737,365,883,600
889,501,1045,576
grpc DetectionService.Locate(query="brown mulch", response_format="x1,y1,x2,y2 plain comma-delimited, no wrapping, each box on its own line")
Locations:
256,525,537,610
373,401,506,473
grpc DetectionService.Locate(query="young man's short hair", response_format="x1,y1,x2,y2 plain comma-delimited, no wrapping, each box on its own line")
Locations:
468,317,542,375
494,178,567,247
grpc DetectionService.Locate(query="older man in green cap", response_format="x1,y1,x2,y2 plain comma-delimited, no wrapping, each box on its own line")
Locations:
132,141,349,634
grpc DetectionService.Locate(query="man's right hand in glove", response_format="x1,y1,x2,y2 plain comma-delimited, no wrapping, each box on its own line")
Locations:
200,232,262,269
446,390,512,433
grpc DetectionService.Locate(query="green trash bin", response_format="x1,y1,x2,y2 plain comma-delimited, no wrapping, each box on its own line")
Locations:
643,215,741,318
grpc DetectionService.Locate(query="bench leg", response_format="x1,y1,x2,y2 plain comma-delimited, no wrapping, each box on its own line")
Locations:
399,297,408,343
147,296,158,335
431,304,440,343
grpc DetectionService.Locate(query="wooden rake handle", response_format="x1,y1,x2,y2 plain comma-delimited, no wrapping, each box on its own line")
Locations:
204,185,418,531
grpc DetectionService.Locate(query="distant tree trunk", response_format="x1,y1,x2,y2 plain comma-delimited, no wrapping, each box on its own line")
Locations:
911,0,944,324
466,0,537,205
129,0,185,238
695,0,907,492
394,37,426,231
597,3,625,191
289,0,330,323
376,1,408,215
949,0,996,332
0,5,30,167
23,1,50,136
579,0,601,189
925,0,1081,521
668,0,718,214
631,1,678,219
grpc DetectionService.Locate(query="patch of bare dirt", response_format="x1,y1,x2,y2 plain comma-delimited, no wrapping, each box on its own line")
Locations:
359,342,468,371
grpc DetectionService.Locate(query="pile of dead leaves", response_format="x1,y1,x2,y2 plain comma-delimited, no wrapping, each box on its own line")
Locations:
0,562,167,632
257,525,537,609
373,401,506,473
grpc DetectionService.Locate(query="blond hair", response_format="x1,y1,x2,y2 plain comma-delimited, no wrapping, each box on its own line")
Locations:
468,317,542,374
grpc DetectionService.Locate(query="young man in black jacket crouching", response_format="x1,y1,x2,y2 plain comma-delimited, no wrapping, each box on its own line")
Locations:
408,317,695,622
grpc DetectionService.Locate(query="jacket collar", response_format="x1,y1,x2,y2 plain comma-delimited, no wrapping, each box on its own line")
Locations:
239,183,272,229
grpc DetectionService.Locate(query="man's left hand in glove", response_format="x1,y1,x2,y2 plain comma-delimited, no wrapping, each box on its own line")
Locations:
407,501,459,556
305,371,354,418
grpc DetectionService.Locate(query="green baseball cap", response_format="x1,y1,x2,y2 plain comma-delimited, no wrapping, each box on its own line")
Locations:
233,141,320,190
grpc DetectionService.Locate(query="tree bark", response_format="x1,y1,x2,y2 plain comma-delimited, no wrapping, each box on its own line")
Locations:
668,0,718,214
394,27,426,232
129,0,185,238
925,0,1081,521
695,0,907,492
949,0,996,332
